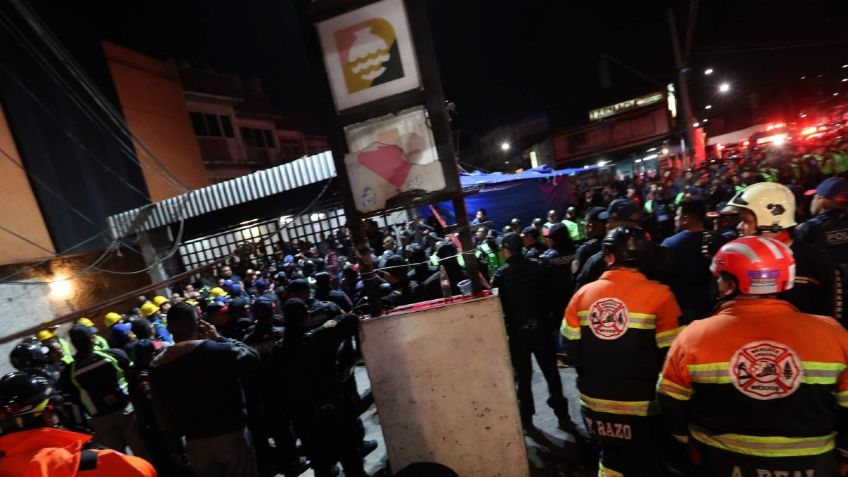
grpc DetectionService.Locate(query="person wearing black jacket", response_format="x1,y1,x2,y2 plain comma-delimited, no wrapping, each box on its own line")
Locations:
59,325,149,460
521,226,546,260
491,233,572,431
274,299,366,477
149,302,260,477
241,300,305,477
540,223,576,321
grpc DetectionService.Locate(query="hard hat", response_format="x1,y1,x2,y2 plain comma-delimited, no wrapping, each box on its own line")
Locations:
152,296,169,307
710,236,795,295
209,287,227,298
0,372,60,431
104,312,122,328
76,317,95,328
9,341,49,372
722,182,796,232
35,329,55,342
603,226,654,268
140,301,160,318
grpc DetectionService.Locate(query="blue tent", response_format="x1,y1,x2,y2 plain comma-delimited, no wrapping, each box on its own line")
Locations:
421,165,600,232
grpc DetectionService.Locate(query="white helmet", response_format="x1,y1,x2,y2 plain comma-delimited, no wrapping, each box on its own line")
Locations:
722,182,796,232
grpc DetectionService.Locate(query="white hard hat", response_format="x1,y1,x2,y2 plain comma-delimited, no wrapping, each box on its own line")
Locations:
722,182,796,232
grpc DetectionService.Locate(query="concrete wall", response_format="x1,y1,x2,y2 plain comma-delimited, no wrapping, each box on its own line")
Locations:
360,296,529,477
103,42,209,201
0,103,55,264
0,281,66,376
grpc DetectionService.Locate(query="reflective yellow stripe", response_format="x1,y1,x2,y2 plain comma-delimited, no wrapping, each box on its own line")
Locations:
837,391,848,408
656,326,684,348
657,377,693,401
576,311,656,329
580,393,656,417
801,362,845,385
561,323,581,341
690,427,835,457
673,434,689,444
688,362,732,384
598,463,623,477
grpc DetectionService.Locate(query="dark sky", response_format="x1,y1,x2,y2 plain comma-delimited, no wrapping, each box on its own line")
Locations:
78,0,848,135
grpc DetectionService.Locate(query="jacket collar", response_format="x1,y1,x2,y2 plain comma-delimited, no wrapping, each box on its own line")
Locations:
600,269,646,281
715,298,799,315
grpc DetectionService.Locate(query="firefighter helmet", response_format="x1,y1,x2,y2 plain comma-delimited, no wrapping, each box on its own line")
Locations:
602,226,653,269
722,182,796,232
0,372,60,431
9,341,49,372
710,236,795,295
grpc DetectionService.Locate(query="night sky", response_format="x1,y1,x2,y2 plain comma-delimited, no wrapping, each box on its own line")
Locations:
71,0,848,136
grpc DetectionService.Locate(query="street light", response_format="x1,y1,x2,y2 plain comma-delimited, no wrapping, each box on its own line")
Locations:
500,142,510,151
704,68,714,75
719,83,730,93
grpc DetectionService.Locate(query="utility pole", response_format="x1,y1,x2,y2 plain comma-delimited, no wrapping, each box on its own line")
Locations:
667,2,698,170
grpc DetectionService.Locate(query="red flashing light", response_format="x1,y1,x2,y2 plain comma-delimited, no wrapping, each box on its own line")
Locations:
801,127,818,136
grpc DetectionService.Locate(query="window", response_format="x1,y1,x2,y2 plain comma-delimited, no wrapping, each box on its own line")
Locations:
220,116,234,138
205,113,222,137
240,127,276,149
190,112,207,136
190,112,235,138
263,130,275,148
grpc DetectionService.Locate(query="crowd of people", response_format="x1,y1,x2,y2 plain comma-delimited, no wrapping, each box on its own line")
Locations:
3,135,848,476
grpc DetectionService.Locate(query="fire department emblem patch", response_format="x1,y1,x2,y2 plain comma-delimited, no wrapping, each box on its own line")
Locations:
730,341,803,400
587,298,629,340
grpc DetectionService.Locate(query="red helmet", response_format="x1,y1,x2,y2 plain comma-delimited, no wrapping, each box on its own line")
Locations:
710,236,795,295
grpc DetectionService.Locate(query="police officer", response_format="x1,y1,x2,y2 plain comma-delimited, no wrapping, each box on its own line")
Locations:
58,325,150,459
0,372,156,476
659,236,848,475
724,182,834,317
242,300,304,477
572,207,607,279
314,271,354,312
540,223,576,322
521,226,546,260
575,199,642,289
492,233,572,431
274,299,367,477
476,229,505,280
798,176,848,325
285,278,342,328
563,226,683,475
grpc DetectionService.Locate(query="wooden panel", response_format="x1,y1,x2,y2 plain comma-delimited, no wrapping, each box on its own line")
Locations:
360,296,528,477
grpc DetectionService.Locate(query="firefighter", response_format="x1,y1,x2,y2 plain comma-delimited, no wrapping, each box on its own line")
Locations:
0,372,156,476
563,226,684,475
493,233,572,431
658,236,848,475
722,182,834,317
798,176,848,325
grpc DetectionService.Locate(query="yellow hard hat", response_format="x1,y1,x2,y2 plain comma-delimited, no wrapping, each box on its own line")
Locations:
185,299,199,306
152,295,169,307
104,312,122,328
209,287,227,298
36,329,55,341
77,317,95,328
140,301,160,318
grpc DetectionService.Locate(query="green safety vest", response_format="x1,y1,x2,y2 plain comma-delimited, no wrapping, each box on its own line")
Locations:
835,152,848,175
644,200,654,215
475,242,505,279
58,337,74,364
92,335,109,351
430,251,465,268
69,350,129,415
562,219,584,242
822,156,835,176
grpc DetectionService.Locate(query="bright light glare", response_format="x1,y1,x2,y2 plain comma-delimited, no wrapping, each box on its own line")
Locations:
772,135,785,146
500,142,510,151
703,119,710,123
800,113,807,118
49,277,73,300
643,154,658,161
705,104,712,110
661,147,669,155
843,65,848,69
719,83,730,93
843,78,848,83
704,68,714,75
693,122,700,128
801,127,818,136
597,160,608,167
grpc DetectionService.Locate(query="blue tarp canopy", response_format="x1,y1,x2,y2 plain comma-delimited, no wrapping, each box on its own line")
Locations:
421,165,600,232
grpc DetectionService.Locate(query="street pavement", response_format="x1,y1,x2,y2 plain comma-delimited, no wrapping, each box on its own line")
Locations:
296,364,595,476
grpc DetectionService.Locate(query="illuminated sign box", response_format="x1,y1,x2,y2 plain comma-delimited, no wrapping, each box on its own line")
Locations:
589,92,664,121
